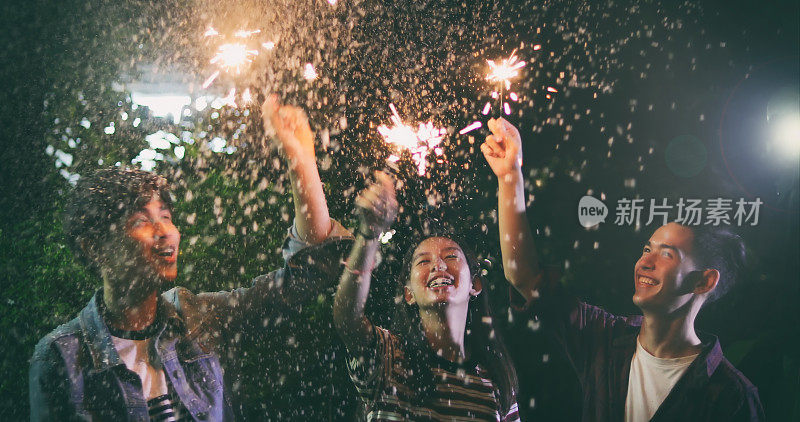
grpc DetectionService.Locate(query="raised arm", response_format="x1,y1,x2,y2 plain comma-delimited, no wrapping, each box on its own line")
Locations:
481,117,543,301
333,172,397,353
262,95,331,244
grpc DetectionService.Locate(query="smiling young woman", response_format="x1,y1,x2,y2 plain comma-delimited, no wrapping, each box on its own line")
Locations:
333,173,519,422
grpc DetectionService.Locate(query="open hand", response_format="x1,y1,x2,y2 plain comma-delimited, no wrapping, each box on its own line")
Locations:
354,171,398,239
480,117,523,179
261,94,315,161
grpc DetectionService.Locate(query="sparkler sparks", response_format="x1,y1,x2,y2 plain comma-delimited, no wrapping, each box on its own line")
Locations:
377,104,446,176
303,63,318,80
241,88,253,104
458,121,483,135
486,50,526,90
201,26,263,98
234,29,260,38
202,71,220,89
484,49,527,115
210,43,259,74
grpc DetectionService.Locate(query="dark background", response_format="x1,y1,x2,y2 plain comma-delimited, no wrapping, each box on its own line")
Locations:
1,0,798,420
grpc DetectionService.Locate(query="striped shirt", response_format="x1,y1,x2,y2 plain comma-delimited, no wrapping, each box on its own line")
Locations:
147,393,191,421
347,326,520,421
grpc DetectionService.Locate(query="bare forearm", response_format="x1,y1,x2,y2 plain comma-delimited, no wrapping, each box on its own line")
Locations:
497,170,542,300
333,235,379,351
288,154,331,244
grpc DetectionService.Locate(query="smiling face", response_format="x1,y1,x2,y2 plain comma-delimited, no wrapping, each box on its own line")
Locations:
632,223,703,314
404,237,480,308
121,196,181,282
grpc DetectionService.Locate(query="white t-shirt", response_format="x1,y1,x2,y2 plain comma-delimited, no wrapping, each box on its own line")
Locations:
110,336,169,400
624,340,699,422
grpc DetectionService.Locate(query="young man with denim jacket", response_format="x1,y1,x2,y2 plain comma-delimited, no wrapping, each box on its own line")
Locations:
29,97,352,420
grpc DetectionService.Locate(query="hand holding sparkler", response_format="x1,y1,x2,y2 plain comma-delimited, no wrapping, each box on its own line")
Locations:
354,171,398,239
481,117,523,179
262,94,315,163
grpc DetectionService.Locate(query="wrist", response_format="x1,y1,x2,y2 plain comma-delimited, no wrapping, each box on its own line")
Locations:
497,168,524,186
356,225,382,240
286,152,318,172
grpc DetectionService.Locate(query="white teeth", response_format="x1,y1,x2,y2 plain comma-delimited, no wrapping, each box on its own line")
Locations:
638,276,657,286
428,277,453,288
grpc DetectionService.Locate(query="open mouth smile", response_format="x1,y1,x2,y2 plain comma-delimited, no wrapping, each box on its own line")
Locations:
637,275,658,286
154,246,177,262
427,275,454,289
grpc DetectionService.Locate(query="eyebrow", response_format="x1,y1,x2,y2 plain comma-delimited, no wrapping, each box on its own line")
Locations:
413,247,461,261
412,251,430,261
645,241,680,254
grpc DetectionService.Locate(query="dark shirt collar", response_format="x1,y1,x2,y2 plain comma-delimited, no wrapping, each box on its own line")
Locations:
79,289,184,372
97,293,165,340
613,329,724,379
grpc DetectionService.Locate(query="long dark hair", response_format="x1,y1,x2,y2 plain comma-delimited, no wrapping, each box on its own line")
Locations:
389,233,519,414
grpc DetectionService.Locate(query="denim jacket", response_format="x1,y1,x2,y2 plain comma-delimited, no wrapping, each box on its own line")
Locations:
29,220,353,421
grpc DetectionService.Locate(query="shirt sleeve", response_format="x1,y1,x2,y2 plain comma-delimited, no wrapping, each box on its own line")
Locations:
282,218,352,262
510,276,630,384
346,325,397,404
729,384,766,422
177,219,354,352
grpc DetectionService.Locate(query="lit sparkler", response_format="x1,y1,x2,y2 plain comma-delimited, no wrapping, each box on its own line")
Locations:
210,43,259,74
201,26,265,106
377,104,446,176
486,50,526,89
485,49,526,116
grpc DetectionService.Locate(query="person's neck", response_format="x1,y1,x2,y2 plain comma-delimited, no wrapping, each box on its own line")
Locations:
418,304,468,362
102,282,158,332
639,308,702,358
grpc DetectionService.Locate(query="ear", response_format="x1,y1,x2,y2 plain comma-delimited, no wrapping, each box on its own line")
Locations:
693,269,720,295
470,275,483,297
404,285,416,305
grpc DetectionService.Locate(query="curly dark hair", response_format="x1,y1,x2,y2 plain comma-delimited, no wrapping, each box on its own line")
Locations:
63,168,173,270
390,231,519,415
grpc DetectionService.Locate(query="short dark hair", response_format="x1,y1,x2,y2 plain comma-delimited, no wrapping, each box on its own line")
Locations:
63,168,173,268
391,231,519,415
686,225,747,303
